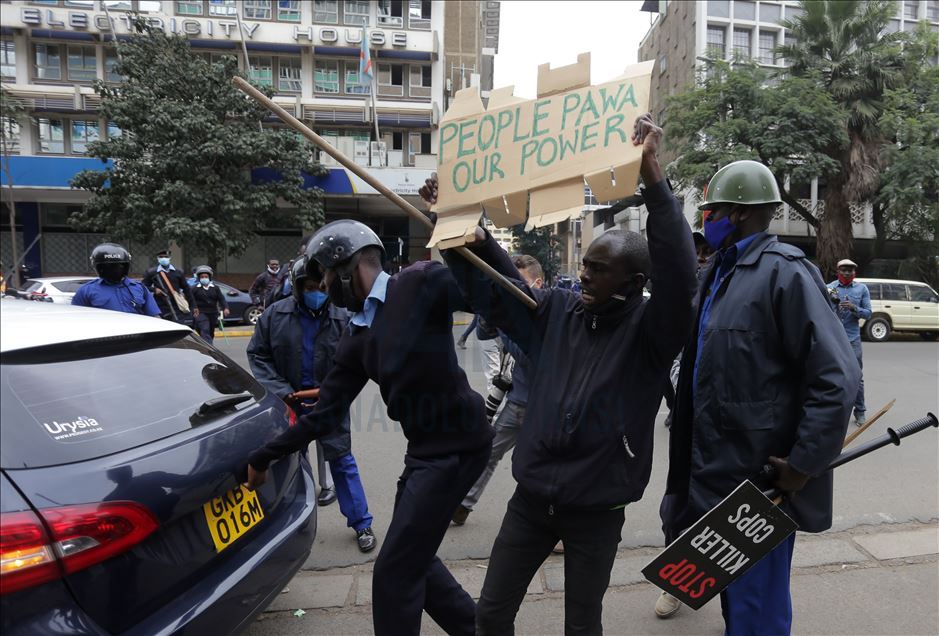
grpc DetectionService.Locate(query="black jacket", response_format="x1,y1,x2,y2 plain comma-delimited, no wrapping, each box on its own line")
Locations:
142,266,195,317
445,179,698,509
665,233,860,533
249,270,284,306
191,283,228,315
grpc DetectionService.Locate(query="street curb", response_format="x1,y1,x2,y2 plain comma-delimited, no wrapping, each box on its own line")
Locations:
216,329,254,337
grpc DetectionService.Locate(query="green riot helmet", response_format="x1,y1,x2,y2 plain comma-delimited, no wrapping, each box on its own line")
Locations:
699,160,782,210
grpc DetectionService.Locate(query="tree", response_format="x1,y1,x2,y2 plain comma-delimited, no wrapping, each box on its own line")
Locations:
511,225,561,284
71,19,325,267
1,87,30,287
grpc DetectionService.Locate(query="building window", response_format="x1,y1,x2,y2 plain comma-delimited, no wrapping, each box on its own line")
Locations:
344,61,370,94
67,45,96,81
392,131,403,150
243,0,272,19
314,0,339,23
107,121,122,138
378,63,404,96
37,118,65,153
101,1,133,9
928,1,939,21
1,117,20,154
733,0,755,20
760,2,782,24
103,1,159,10
208,0,237,17
34,44,62,81
104,50,122,82
408,0,431,29
706,26,726,58
278,57,302,92
886,19,902,34
248,56,273,88
378,0,404,26
277,0,302,22
343,0,371,26
904,0,918,20
658,55,667,75
785,5,804,21
65,1,95,7
70,120,99,154
176,1,203,15
707,0,729,19
1,41,15,81
409,65,431,97
758,30,777,65
314,60,339,94
732,28,751,59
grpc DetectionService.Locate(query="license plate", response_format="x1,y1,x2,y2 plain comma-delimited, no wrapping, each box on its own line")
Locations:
203,485,265,553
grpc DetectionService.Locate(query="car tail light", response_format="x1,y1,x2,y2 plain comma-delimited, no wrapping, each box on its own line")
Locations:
0,502,159,596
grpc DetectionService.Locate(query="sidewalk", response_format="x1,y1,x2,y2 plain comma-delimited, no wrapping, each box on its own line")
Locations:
246,521,938,635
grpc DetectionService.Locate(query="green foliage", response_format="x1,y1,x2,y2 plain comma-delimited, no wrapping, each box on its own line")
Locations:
511,224,561,284
70,18,325,264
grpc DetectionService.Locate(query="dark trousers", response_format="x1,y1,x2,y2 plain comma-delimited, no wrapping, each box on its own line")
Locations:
457,314,479,344
372,445,491,636
477,487,625,635
194,312,218,344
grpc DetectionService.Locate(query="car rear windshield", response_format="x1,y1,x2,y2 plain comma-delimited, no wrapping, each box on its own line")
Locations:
1,333,264,469
22,280,42,293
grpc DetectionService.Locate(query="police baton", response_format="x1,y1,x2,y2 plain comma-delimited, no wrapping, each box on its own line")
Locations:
761,412,938,501
232,77,537,311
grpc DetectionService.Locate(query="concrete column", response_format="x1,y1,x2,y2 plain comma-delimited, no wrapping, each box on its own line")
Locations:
17,202,41,277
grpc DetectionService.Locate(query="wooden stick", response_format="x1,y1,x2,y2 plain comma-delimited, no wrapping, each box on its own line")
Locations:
232,77,537,310
843,399,895,447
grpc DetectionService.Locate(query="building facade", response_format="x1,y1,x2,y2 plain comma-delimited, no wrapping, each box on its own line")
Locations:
1,0,498,287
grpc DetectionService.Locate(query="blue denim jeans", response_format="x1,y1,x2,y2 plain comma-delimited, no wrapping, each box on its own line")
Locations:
851,338,865,414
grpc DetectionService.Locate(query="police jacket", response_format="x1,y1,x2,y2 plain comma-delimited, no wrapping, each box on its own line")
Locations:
142,266,195,315
665,233,860,533
445,179,699,510
247,297,353,461
191,283,228,315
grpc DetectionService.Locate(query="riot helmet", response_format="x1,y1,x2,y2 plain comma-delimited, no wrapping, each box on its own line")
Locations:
91,243,131,284
306,220,384,312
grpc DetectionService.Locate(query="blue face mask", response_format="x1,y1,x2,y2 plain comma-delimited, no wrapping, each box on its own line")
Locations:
303,290,328,311
199,277,211,286
704,216,737,251
158,257,170,267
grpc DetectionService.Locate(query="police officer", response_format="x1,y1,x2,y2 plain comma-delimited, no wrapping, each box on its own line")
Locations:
142,249,196,323
244,220,492,636
72,243,161,316
191,265,229,344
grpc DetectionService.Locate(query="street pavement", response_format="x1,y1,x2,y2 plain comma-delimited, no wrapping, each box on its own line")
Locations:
216,317,939,635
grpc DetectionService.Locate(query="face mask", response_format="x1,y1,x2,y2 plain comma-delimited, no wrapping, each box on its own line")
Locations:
704,216,737,251
303,290,328,311
158,257,170,267
200,277,211,286
268,265,280,275
838,272,855,286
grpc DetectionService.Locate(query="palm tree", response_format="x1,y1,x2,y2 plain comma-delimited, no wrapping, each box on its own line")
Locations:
778,0,905,276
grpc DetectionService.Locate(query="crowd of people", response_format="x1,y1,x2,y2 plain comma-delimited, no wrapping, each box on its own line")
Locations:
61,113,873,636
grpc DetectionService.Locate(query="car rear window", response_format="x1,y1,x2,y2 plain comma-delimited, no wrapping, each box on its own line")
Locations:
0,333,264,469
51,280,89,293
21,280,42,293
883,284,908,301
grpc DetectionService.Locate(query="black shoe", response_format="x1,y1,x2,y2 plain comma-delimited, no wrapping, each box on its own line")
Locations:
356,527,377,553
452,505,470,526
317,488,337,506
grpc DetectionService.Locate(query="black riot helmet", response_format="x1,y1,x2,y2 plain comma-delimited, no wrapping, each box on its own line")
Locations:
306,220,384,312
90,242,131,283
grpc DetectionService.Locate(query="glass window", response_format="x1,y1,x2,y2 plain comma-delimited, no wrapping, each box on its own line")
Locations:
706,26,726,58
107,121,122,138
734,0,755,20
243,0,272,19
38,117,65,153
344,61,370,94
104,50,122,82
732,28,751,58
420,131,431,154
928,1,939,21
139,1,162,10
408,0,431,27
102,1,134,10
409,64,430,97
707,0,730,18
911,285,939,303
344,0,371,26
784,5,804,21
904,1,918,20
760,2,782,24
176,1,203,15
208,0,237,17
65,1,96,6
70,120,99,154
278,57,302,92
314,59,339,93
758,30,777,64
378,0,404,26
1,40,15,80
248,56,273,88
314,0,339,23
883,284,908,301
1,117,20,154
34,44,62,80
67,45,96,81
277,0,302,21
866,283,881,301
886,19,902,34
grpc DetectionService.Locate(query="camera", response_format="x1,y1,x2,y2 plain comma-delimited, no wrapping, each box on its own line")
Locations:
485,374,513,423
827,286,842,307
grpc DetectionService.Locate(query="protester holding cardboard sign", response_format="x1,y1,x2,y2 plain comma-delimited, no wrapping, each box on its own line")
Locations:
432,113,698,634
660,160,860,633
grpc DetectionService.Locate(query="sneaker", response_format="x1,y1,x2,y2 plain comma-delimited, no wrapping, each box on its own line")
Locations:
654,591,682,619
551,541,564,554
356,527,377,553
452,505,471,526
854,411,866,427
317,487,337,506
457,340,467,350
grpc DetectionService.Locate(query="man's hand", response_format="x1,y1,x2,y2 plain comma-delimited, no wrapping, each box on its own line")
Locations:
244,464,267,491
768,456,810,493
193,308,200,318
632,113,665,185
284,393,300,409
154,288,165,297
840,300,856,312
418,173,438,210
223,308,230,317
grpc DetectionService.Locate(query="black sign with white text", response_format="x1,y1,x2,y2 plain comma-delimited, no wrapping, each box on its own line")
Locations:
641,480,798,610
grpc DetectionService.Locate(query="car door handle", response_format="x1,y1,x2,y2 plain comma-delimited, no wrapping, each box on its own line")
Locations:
884,305,891,308
914,306,921,309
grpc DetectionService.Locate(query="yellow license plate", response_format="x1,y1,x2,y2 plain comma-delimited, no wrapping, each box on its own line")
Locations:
203,485,264,553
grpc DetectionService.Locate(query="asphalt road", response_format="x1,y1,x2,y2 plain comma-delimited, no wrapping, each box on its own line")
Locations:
216,319,939,571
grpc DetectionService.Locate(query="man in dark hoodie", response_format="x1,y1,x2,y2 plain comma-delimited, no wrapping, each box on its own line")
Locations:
432,113,699,634
243,221,493,636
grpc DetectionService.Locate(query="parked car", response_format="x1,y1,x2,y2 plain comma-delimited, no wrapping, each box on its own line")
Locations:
16,277,94,303
214,281,263,326
0,302,316,635
855,278,939,342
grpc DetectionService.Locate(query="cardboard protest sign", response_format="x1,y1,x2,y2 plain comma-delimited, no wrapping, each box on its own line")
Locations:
642,481,798,610
428,54,655,248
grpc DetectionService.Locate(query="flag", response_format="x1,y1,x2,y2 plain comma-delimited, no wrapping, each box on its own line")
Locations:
359,27,373,84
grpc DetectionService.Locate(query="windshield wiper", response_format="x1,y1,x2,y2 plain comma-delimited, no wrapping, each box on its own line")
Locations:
191,392,254,425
